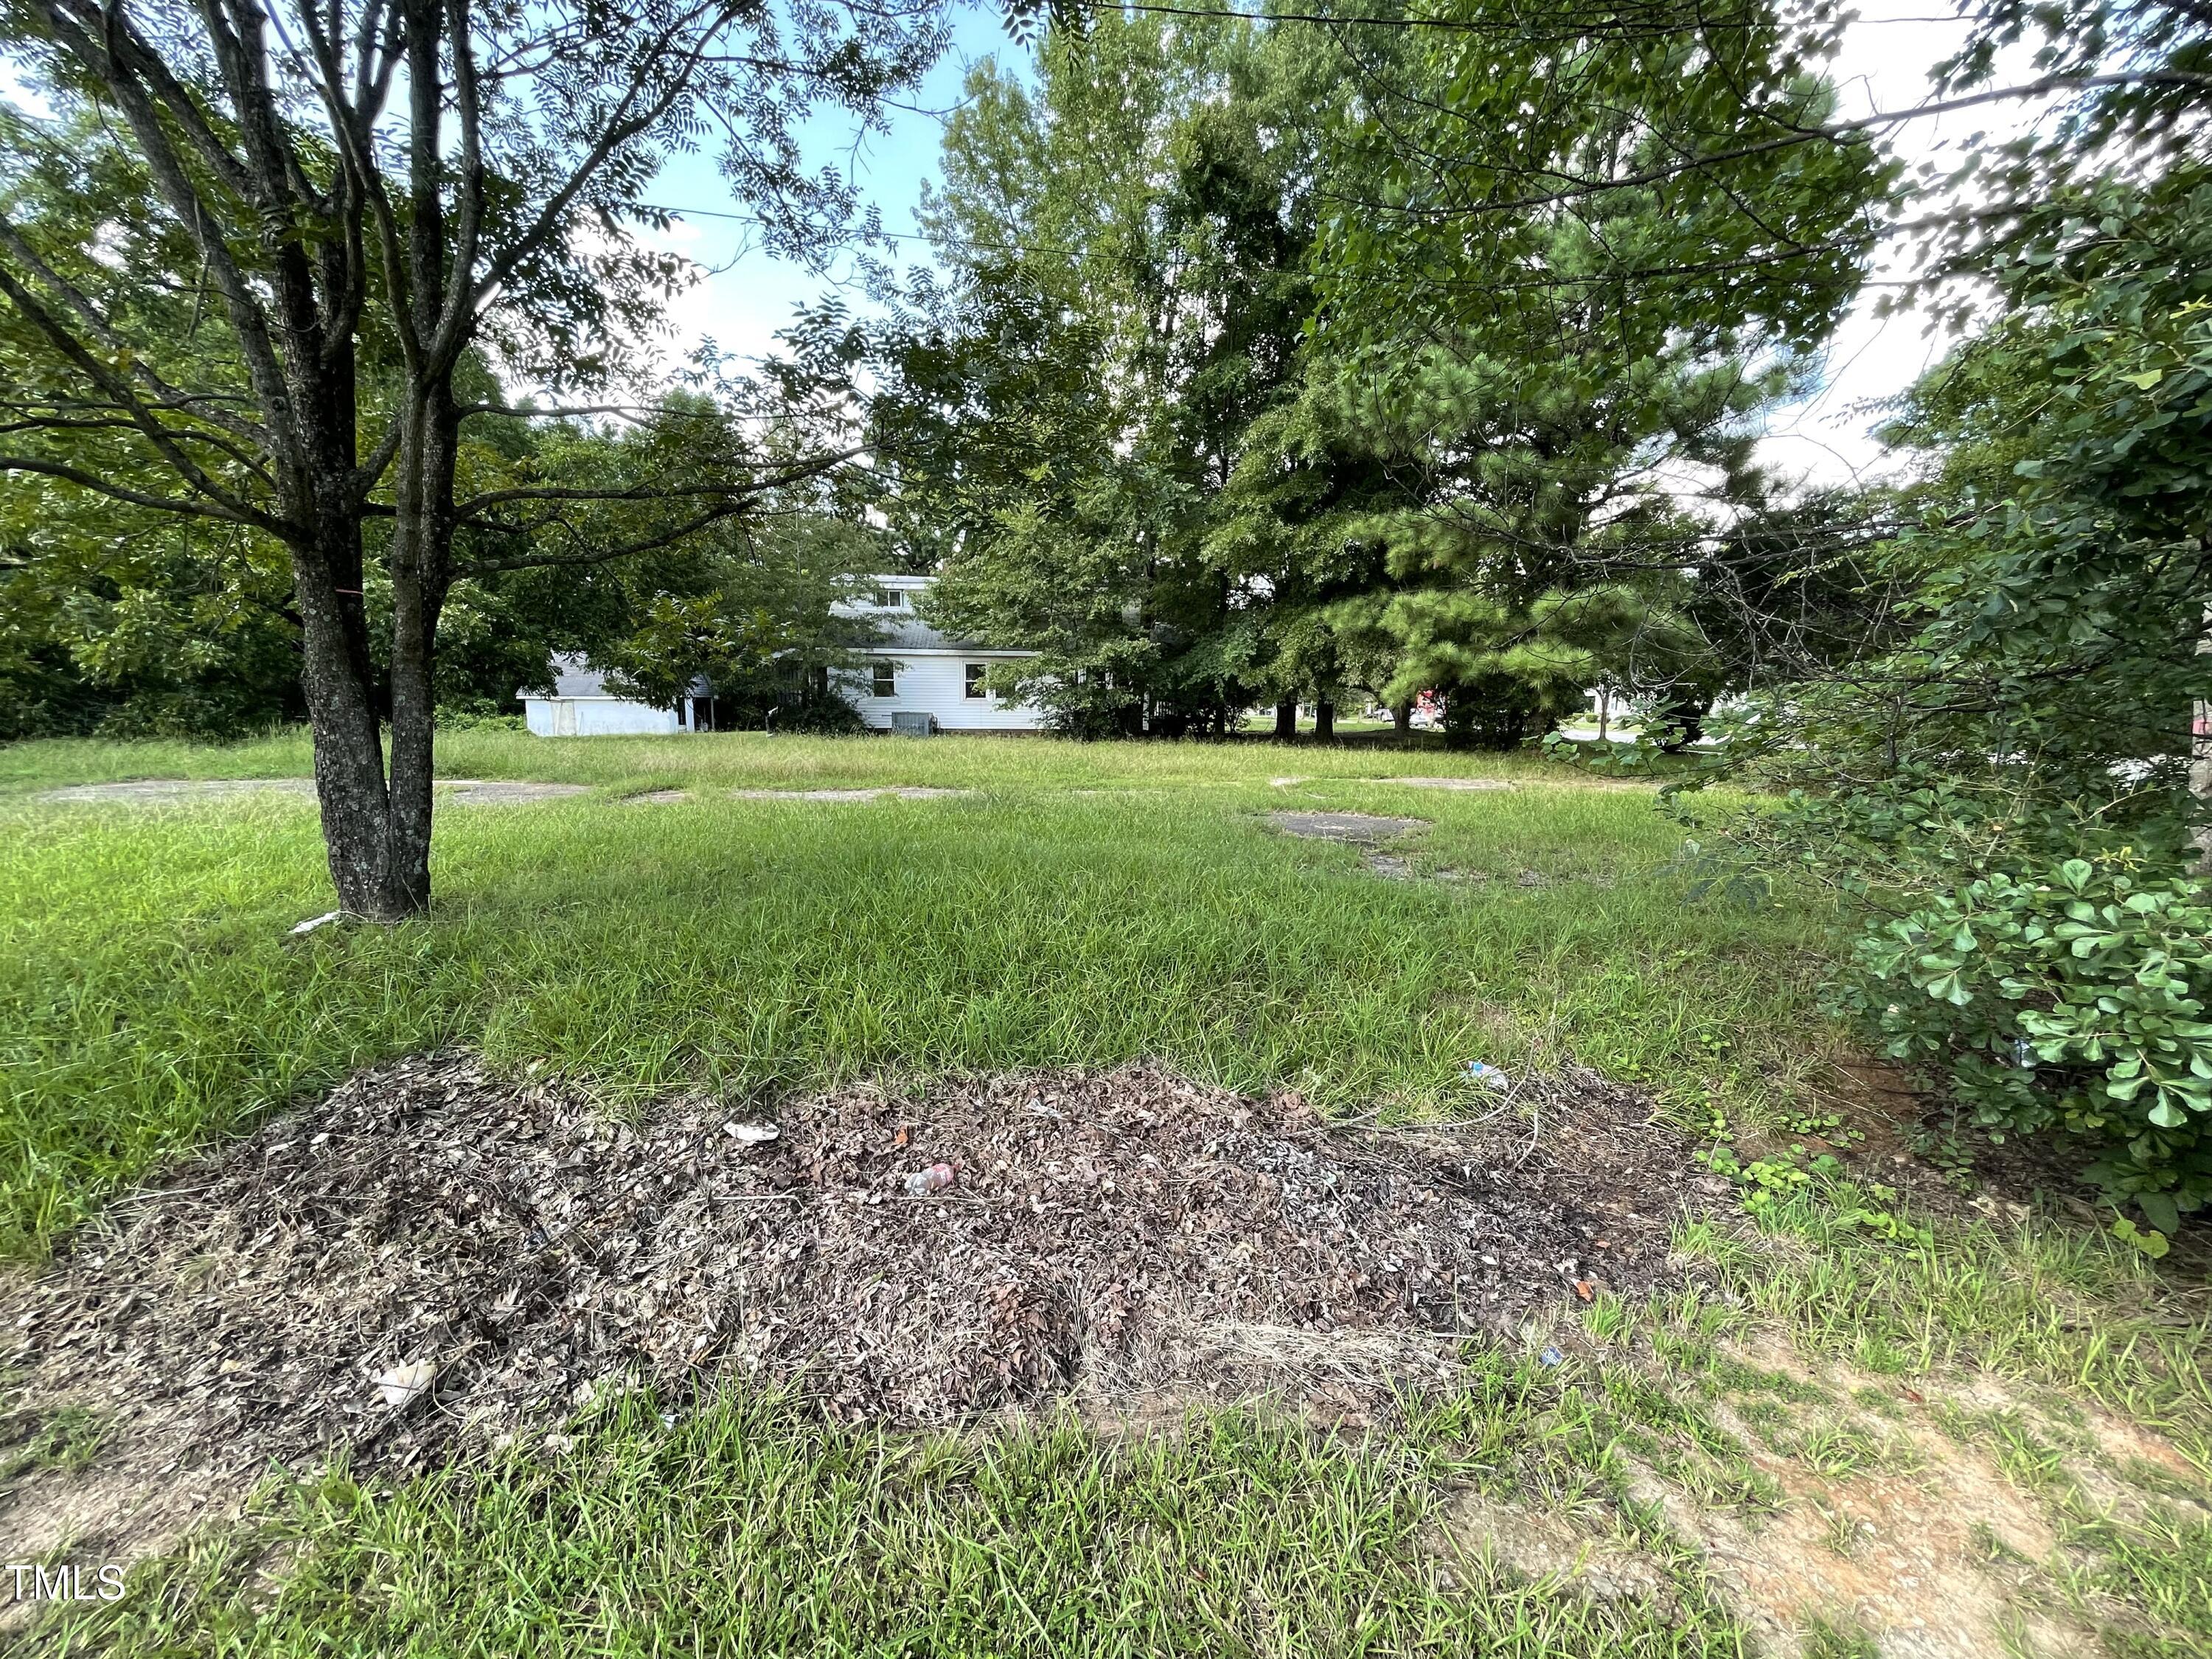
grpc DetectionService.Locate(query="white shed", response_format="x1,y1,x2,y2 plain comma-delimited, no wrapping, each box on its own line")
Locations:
522,655,711,737
837,575,1047,734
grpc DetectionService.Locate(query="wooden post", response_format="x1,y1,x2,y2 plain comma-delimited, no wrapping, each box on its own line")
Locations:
2193,606,2211,871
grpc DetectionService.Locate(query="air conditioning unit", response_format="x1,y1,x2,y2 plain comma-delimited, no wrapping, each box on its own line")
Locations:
890,712,936,737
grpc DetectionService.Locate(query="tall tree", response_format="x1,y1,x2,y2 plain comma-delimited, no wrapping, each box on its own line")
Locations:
0,0,945,917
1307,0,1893,745
873,9,1351,735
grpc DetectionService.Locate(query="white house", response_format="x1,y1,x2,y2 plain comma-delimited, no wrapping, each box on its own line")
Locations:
523,657,712,736
522,574,1046,737
838,574,1046,734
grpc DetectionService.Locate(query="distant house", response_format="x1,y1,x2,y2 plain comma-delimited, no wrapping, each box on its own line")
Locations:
836,575,1046,734
522,656,713,736
522,575,1046,737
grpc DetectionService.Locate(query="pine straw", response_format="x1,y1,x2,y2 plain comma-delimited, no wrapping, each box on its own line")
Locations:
2,1057,1719,1512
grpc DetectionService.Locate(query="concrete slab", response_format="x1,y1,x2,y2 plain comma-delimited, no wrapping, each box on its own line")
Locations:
1382,776,1516,791
1265,810,1427,844
728,787,972,802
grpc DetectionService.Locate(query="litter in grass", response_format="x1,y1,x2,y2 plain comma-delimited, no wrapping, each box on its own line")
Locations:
901,1162,959,1196
373,1360,438,1410
0,1054,1719,1549
1465,1062,1510,1093
723,1120,780,1144
288,911,344,936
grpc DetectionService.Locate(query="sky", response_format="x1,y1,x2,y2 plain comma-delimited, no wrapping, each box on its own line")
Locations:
630,6,1023,380
1753,5,2034,487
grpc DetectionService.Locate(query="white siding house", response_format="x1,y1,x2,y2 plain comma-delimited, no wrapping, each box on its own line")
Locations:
521,575,1046,737
523,655,711,736
839,575,1046,734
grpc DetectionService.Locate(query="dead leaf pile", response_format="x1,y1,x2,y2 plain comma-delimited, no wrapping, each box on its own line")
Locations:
3,1057,1718,1495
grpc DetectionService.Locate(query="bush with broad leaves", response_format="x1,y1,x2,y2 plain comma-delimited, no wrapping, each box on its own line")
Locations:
1846,855,2212,1229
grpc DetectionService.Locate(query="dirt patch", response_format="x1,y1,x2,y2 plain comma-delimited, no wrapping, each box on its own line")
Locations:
0,1057,1712,1562
2084,1407,2209,1487
35,777,588,807
1265,810,1427,844
1629,1445,2079,1659
625,789,694,804
1426,1334,2208,1655
1793,1055,2138,1231
728,786,971,802
1383,777,1516,793
1644,1336,2212,1657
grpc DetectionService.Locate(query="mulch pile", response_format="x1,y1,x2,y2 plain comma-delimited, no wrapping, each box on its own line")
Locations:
2,1058,1722,1490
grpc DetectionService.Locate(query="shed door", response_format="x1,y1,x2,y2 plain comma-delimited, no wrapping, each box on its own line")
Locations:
554,700,577,737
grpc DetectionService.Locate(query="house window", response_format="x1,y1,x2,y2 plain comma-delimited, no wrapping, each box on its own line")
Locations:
872,588,907,610
964,664,988,700
872,663,895,698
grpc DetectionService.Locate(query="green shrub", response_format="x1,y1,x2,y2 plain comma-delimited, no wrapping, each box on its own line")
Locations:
1846,855,2212,1226
434,707,528,731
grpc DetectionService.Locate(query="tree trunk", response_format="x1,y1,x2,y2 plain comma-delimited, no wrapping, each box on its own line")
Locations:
2194,604,2211,871
1392,701,1412,739
1653,695,1710,754
377,392,461,919
1596,686,1610,742
1274,699,1296,740
295,524,400,918
296,386,459,925
2194,700,2211,869
1314,699,1335,740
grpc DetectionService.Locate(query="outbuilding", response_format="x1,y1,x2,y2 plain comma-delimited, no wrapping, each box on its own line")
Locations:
522,656,713,737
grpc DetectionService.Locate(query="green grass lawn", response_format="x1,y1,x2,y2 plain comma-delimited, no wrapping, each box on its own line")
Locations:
0,731,1805,1259
0,723,1654,793
6,731,2209,1657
